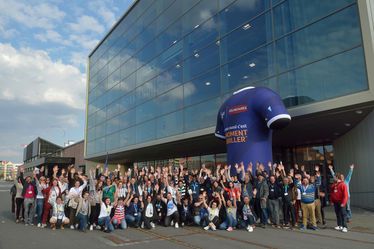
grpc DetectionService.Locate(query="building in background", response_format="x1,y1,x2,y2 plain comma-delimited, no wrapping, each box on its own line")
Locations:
0,161,22,180
85,0,374,209
23,138,85,176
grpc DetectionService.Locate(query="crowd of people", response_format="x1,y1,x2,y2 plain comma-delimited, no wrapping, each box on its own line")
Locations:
10,161,354,234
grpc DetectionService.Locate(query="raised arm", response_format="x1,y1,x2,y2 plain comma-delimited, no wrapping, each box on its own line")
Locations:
345,164,354,183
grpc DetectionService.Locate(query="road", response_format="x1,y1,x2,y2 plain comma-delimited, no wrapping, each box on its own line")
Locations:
0,180,373,249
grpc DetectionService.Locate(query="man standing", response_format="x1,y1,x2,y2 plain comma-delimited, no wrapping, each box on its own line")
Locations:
330,173,349,233
19,167,38,226
298,177,317,230
255,173,269,228
268,175,281,228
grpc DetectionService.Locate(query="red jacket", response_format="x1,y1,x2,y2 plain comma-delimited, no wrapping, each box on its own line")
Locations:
330,181,348,206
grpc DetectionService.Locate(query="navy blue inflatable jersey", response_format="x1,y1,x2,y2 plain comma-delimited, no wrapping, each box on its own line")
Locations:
215,86,291,173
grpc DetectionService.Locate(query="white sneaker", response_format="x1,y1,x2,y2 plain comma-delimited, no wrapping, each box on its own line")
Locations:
342,227,348,233
171,220,174,226
204,225,209,230
70,225,75,230
175,222,179,229
37,223,41,228
211,224,216,231
150,222,155,228
247,226,254,232
75,224,79,229
141,222,144,229
41,224,47,228
96,225,101,230
89,225,93,231
334,226,342,231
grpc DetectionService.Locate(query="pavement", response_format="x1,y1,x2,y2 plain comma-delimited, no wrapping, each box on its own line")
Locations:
0,180,374,249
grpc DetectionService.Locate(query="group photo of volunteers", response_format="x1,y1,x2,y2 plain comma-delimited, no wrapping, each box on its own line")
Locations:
10,161,354,234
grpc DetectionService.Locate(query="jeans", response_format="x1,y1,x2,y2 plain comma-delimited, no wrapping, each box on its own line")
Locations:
334,202,347,228
24,198,35,224
35,198,44,224
112,218,127,229
126,214,141,227
15,197,24,220
346,197,352,219
268,199,280,225
219,214,237,229
241,215,255,228
260,208,268,225
76,213,89,231
282,201,296,226
98,216,114,232
164,211,179,227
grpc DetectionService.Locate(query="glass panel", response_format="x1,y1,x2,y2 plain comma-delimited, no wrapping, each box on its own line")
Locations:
119,109,136,130
119,91,136,113
222,44,274,92
273,0,355,38
136,99,157,124
184,42,220,81
219,0,270,35
136,119,156,143
201,154,215,170
279,47,368,107
120,127,136,147
156,63,183,95
215,153,227,166
156,85,183,116
136,78,157,105
186,156,201,170
221,12,272,62
184,97,221,132
184,68,221,106
120,72,136,95
95,137,106,153
275,5,362,73
156,110,183,139
106,132,120,151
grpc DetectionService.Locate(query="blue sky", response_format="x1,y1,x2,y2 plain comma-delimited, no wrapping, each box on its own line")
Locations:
0,0,134,163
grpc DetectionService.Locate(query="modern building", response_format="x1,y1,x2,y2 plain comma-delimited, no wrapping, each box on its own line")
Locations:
23,138,85,176
0,161,22,180
85,0,374,209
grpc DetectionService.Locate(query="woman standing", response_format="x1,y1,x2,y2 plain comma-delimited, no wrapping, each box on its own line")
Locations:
98,197,114,233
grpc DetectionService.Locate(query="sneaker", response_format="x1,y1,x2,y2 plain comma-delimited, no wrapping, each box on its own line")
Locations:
29,223,34,226
247,226,254,232
311,226,318,231
37,223,41,228
16,219,19,223
41,224,47,228
342,227,348,233
181,222,184,227
75,224,79,229
96,225,101,230
25,223,28,226
171,220,174,226
204,226,209,230
211,224,216,231
70,225,75,230
141,222,144,229
334,226,343,231
61,225,64,230
300,225,306,231
151,222,155,228
226,227,233,232
89,225,93,231
175,222,179,229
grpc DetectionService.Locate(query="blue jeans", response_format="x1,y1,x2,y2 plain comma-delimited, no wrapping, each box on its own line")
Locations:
260,208,268,225
346,197,352,219
241,215,256,228
126,214,141,227
219,214,237,229
194,215,208,227
112,218,127,229
35,198,44,224
98,216,114,232
76,213,88,231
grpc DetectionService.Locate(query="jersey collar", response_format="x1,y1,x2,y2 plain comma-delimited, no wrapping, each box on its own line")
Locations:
233,86,255,95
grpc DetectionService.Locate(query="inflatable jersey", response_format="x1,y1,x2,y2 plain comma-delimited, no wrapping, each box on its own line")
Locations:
215,86,291,173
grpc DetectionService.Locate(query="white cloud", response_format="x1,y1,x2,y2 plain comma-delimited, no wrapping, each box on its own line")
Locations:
68,15,105,34
0,43,86,110
34,29,72,46
0,1,65,29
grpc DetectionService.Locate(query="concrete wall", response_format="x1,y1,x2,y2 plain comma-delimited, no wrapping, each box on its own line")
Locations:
333,110,374,210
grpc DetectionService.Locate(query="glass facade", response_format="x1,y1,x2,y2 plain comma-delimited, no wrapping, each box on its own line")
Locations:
86,0,368,157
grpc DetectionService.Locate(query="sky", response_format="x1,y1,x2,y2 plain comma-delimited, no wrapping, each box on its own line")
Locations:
0,0,134,163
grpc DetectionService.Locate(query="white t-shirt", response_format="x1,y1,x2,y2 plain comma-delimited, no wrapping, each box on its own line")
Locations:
208,207,219,221
98,202,113,218
48,186,61,205
145,203,154,218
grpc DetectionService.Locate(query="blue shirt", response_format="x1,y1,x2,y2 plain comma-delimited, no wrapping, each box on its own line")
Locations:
215,87,290,172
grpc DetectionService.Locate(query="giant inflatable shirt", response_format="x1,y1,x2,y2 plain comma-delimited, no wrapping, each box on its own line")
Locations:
215,86,291,172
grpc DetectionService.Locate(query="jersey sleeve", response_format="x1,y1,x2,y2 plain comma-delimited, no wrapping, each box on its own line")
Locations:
215,106,226,140
256,88,291,129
